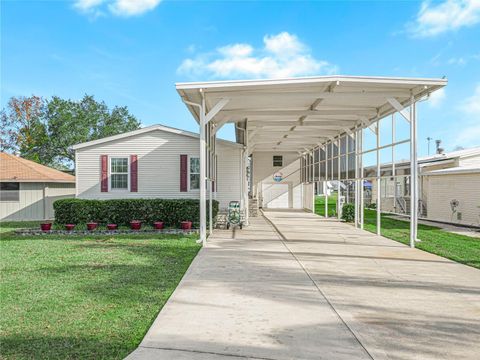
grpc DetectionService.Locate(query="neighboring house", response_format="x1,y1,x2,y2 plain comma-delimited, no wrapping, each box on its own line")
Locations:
0,153,75,221
72,124,242,209
369,147,480,226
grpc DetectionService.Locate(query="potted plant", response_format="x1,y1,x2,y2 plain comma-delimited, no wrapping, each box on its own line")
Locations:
107,224,118,231
180,221,192,230
87,222,98,231
40,222,52,231
153,221,164,230
130,220,142,230
65,224,75,231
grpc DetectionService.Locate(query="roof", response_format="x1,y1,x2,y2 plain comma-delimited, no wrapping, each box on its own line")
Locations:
423,166,480,176
418,146,480,162
72,123,242,150
0,153,75,183
176,75,447,153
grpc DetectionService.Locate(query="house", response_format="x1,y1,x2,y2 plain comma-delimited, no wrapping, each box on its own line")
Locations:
0,153,75,221
368,146,480,226
72,124,243,209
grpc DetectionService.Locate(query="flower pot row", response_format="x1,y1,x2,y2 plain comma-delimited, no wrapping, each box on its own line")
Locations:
40,221,193,232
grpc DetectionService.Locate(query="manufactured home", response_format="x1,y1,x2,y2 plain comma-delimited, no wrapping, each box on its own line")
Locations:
72,124,242,209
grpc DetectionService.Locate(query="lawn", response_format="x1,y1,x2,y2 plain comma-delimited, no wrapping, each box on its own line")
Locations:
0,222,201,360
363,209,480,269
314,194,338,217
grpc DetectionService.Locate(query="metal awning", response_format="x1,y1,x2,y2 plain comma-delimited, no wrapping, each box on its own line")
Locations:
176,75,447,247
176,75,447,152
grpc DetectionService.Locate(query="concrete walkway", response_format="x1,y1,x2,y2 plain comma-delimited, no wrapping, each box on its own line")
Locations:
126,211,480,360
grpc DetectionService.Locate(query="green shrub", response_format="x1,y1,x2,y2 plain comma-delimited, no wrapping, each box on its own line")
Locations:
53,198,218,227
341,203,355,222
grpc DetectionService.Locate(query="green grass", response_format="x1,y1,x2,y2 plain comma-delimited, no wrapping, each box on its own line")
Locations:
0,222,201,359
0,221,42,233
362,209,480,269
314,194,338,217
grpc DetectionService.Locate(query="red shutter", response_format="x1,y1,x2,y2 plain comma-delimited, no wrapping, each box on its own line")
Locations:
130,155,138,192
100,155,108,192
180,154,188,192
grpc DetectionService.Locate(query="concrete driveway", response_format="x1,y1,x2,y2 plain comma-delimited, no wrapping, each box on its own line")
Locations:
126,211,480,360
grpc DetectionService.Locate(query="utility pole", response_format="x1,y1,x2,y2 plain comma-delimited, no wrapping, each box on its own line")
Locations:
427,137,432,155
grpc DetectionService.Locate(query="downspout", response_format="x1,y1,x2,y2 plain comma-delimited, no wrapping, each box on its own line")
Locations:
182,97,206,245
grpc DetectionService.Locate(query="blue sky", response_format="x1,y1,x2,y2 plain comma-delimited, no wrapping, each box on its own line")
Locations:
1,0,479,157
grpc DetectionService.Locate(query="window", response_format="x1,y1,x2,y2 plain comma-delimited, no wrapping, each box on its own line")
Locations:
1,182,20,201
110,157,128,190
273,155,283,167
190,157,200,190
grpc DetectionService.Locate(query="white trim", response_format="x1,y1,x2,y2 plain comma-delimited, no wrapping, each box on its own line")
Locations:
109,156,130,192
188,155,201,192
176,75,448,90
423,166,480,176
72,123,242,150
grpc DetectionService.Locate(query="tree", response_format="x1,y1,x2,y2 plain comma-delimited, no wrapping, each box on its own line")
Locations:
1,94,141,169
45,95,140,168
0,96,48,163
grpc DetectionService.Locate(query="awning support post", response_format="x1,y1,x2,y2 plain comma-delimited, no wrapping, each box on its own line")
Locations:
376,120,381,236
354,129,359,228
325,143,329,218
337,137,341,220
199,96,207,245
410,97,418,248
360,128,364,229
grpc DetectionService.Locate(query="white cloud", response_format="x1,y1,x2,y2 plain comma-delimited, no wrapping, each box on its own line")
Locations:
177,32,338,80
453,84,480,147
429,88,446,107
74,0,161,17
408,0,480,37
447,57,467,65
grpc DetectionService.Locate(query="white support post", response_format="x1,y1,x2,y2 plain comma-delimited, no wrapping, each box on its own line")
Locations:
410,97,418,248
199,96,207,245
325,144,329,218
392,114,396,213
354,129,359,228
376,120,381,236
360,128,364,229
346,134,349,204
209,180,213,236
337,138,341,219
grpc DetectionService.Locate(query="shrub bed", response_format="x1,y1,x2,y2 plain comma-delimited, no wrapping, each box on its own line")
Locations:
54,198,218,227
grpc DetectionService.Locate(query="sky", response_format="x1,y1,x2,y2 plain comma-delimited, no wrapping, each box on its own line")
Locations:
1,0,480,158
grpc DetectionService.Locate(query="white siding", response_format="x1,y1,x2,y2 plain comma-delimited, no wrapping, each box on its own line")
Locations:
252,152,302,209
303,183,314,211
0,182,75,221
459,154,480,167
426,173,480,226
75,129,241,209
216,145,242,210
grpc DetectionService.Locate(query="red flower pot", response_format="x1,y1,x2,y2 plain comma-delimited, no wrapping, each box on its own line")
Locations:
40,223,52,231
87,222,98,231
181,221,192,230
130,221,142,230
107,224,118,231
153,221,164,230
65,224,75,231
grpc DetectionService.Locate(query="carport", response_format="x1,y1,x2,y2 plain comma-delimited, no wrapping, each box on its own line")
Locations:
176,75,447,246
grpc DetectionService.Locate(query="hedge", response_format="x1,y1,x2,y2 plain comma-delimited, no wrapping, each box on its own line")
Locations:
53,198,219,227
341,203,355,223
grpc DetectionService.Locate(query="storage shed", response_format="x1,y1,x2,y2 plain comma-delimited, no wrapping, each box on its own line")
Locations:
0,153,75,221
